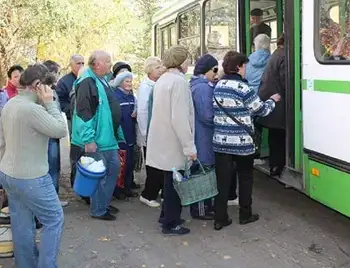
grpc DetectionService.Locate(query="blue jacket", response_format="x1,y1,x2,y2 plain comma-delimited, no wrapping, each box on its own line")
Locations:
213,73,275,156
190,76,215,166
245,49,270,93
114,88,136,147
56,72,77,118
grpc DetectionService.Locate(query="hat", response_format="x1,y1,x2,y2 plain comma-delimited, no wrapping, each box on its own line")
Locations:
250,8,263,16
163,45,189,69
193,54,218,76
110,71,133,88
112,62,132,78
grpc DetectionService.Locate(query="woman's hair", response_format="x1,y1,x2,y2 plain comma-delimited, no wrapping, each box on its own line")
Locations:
144,57,162,74
254,34,271,50
19,64,56,87
222,51,249,74
277,33,285,46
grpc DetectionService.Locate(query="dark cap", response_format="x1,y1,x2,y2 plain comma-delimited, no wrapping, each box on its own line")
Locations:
250,8,263,16
194,54,218,76
112,62,132,78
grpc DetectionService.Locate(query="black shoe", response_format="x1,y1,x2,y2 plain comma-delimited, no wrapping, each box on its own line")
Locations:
131,182,140,189
239,214,259,225
124,190,139,198
107,205,120,214
191,214,215,221
214,218,233,231
91,212,116,221
162,225,190,236
270,166,284,177
158,218,186,225
81,197,90,205
114,192,127,200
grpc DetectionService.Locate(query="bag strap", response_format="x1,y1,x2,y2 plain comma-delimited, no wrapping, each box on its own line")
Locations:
214,96,256,144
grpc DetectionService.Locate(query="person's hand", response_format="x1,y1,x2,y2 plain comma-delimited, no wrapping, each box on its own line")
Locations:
36,84,54,104
270,93,281,103
85,142,97,153
131,111,137,118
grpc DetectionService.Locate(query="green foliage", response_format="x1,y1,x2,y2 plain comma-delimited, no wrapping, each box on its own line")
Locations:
0,0,166,86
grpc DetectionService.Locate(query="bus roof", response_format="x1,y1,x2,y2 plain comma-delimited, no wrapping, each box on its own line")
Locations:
152,0,200,26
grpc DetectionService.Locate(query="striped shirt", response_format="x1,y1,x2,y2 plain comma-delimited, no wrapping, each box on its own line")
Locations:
213,73,275,156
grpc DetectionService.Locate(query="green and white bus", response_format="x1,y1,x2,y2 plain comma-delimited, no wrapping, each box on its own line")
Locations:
152,0,350,217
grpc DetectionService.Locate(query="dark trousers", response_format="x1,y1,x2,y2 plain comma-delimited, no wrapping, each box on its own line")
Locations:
228,165,237,200
214,152,254,222
141,147,164,201
268,128,286,169
160,171,182,229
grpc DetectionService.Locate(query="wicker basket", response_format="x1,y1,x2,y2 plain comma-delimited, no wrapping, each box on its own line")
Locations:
173,160,218,206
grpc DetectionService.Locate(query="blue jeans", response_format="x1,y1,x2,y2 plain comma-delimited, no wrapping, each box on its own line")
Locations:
90,150,120,217
0,172,64,268
48,139,60,193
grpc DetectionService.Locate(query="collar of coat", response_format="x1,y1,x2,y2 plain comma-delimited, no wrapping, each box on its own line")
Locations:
221,73,248,83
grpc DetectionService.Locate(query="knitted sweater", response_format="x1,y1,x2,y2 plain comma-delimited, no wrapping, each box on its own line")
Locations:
213,73,275,156
0,91,67,179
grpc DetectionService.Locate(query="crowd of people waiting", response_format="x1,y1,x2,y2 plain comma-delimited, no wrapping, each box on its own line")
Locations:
0,31,285,267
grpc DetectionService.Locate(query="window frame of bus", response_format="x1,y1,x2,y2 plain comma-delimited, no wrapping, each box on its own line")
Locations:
314,0,350,64
202,0,237,57
158,22,177,58
177,4,201,65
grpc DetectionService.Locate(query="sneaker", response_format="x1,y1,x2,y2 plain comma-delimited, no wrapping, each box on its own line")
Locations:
91,212,116,221
227,198,239,206
140,196,160,208
162,225,190,236
60,201,69,207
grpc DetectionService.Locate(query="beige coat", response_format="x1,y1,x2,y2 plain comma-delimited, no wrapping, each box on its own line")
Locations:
146,69,196,171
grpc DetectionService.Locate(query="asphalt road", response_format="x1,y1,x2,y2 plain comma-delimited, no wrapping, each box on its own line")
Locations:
0,138,349,268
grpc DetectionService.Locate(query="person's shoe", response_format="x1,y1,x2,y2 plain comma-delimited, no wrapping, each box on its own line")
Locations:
140,196,160,208
91,212,116,221
270,166,284,177
191,214,215,221
162,225,190,236
158,218,186,225
227,198,239,206
131,182,141,189
214,218,233,231
114,192,127,200
60,201,69,207
124,190,139,198
239,214,259,225
107,205,120,214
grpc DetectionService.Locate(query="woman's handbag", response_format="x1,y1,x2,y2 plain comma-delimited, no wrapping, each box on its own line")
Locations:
116,150,127,189
173,160,218,206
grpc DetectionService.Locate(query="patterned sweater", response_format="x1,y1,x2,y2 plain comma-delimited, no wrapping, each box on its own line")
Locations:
213,73,275,156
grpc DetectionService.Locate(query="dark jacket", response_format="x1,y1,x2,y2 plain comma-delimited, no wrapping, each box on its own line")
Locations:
114,88,136,147
56,72,77,119
71,68,125,151
190,75,215,166
257,47,286,129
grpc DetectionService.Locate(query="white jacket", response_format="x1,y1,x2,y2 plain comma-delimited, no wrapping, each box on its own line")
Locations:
146,69,196,171
136,77,155,147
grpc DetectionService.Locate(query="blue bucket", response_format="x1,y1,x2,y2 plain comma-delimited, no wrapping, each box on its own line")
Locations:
73,158,106,197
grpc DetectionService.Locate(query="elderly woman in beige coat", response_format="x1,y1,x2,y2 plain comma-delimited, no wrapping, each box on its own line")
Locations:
146,45,197,236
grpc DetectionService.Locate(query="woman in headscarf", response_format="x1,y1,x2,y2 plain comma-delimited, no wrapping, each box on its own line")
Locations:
188,54,218,220
0,64,67,267
138,57,165,208
147,45,196,235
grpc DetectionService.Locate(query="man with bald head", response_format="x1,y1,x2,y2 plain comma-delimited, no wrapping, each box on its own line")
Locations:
71,50,125,221
56,54,84,133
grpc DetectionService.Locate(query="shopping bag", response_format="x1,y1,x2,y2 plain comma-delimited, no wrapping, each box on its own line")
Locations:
116,149,127,188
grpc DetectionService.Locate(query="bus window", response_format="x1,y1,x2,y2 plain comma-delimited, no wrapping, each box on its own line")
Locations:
266,20,278,52
161,29,169,57
179,6,201,65
155,26,161,57
204,0,237,61
316,0,350,62
169,25,177,47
